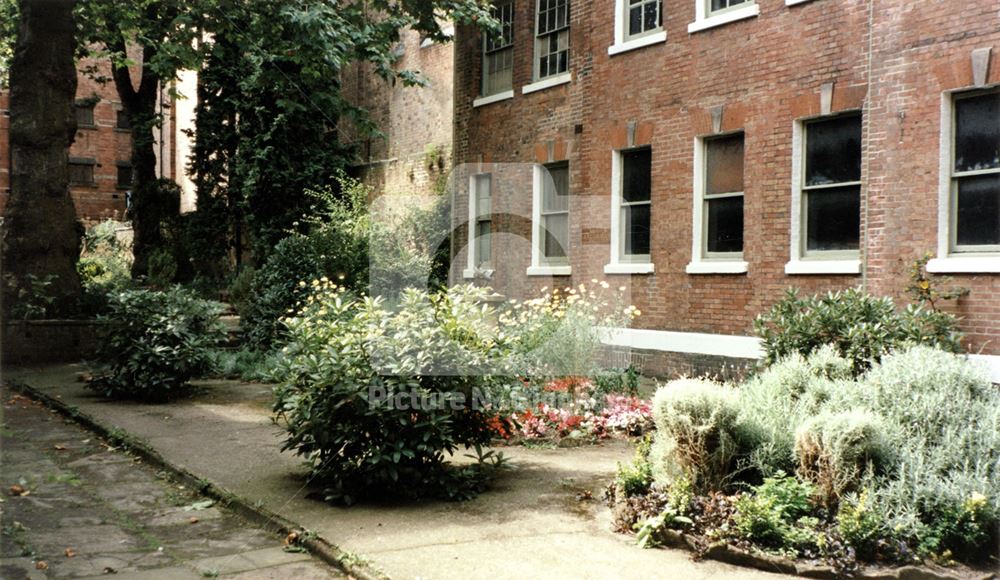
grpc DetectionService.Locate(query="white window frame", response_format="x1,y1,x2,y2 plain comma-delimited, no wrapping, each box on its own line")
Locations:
687,0,759,34
464,173,493,279
609,0,666,56
687,133,748,275
479,0,515,102
606,148,655,275
532,0,570,82
785,113,862,275
928,86,1000,274
528,163,572,276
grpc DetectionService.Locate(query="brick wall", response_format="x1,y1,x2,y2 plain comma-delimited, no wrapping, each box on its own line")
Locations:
453,0,1000,361
343,28,455,200
0,56,186,223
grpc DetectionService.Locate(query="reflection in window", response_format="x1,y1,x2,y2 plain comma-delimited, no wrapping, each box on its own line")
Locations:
953,91,1000,250
802,114,861,253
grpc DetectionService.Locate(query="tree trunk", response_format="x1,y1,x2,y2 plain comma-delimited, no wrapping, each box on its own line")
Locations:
1,0,82,318
112,42,176,278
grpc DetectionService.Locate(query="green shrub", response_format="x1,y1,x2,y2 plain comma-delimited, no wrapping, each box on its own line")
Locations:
736,347,848,478
498,284,636,378
753,287,963,375
272,282,511,504
650,379,745,492
87,287,226,401
226,266,256,314
613,435,654,500
733,473,818,553
242,226,368,349
916,493,994,562
847,347,1000,557
836,491,886,559
795,410,892,507
592,365,641,397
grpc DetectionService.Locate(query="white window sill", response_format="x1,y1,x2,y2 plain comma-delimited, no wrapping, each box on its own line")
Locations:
604,262,655,275
784,259,861,275
687,4,760,33
686,260,748,275
785,0,813,5
608,31,667,56
473,90,514,108
463,268,494,279
927,256,1000,274
527,265,572,276
522,73,571,95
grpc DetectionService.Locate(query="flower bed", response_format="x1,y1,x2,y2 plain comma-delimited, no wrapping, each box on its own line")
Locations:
605,346,1000,576
501,377,653,444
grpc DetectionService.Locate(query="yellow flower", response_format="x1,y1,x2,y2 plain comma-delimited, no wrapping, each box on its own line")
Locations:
298,280,307,288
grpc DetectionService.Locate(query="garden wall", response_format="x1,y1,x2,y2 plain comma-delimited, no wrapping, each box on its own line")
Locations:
2,320,101,365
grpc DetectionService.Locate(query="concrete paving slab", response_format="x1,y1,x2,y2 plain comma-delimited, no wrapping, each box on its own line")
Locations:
6,365,792,580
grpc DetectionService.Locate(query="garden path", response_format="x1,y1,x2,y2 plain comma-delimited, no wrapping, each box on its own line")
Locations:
5,365,795,580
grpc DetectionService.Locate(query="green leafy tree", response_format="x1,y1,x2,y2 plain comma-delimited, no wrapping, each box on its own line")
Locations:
189,0,496,266
76,0,207,277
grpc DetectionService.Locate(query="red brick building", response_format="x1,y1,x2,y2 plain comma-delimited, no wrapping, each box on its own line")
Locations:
452,0,1000,378
0,58,196,223
343,28,456,198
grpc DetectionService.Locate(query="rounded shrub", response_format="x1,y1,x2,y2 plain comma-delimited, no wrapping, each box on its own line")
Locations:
650,379,745,492
794,410,892,506
753,287,964,375
87,287,226,401
241,226,368,349
272,282,511,504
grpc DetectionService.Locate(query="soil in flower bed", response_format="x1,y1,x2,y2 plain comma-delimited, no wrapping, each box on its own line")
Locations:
604,487,999,579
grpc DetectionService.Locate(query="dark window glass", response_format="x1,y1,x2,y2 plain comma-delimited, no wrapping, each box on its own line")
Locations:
75,103,94,127
627,0,660,37
955,92,1000,173
68,161,94,185
805,115,862,187
956,174,1000,247
624,203,650,256
116,164,133,188
711,0,749,12
116,110,130,130
706,134,744,195
707,196,744,254
622,148,651,203
704,133,744,254
806,185,861,252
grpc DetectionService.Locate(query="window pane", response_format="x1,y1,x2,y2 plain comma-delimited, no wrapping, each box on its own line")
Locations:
955,92,1000,173
706,196,743,253
75,105,94,127
711,0,726,11
476,220,492,266
706,134,744,194
543,165,569,212
117,165,132,188
805,115,862,186
956,174,1000,247
624,203,651,256
643,1,658,31
543,213,568,258
69,163,93,185
805,185,860,251
116,111,130,130
622,148,651,203
628,6,642,36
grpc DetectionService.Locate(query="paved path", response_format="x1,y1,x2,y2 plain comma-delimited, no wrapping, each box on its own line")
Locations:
0,390,343,579
5,365,794,580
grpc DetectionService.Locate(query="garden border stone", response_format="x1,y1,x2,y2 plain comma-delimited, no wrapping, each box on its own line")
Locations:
5,378,387,580
638,524,996,580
